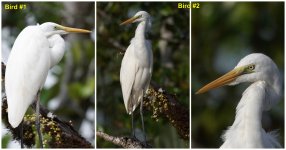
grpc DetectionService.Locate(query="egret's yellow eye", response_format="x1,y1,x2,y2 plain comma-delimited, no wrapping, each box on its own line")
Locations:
243,64,255,73
248,64,255,70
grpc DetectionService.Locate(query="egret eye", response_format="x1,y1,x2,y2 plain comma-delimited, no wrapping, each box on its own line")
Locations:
243,64,255,74
248,64,255,70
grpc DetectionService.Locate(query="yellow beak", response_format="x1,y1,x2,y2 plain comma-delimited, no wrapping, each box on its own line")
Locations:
120,16,140,25
58,25,91,33
196,67,245,94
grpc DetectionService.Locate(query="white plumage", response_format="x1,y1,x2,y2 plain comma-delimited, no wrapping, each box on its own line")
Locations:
197,53,282,148
120,11,153,114
5,22,90,128
6,25,51,128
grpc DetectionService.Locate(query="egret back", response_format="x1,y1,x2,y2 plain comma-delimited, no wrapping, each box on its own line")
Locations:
5,26,51,128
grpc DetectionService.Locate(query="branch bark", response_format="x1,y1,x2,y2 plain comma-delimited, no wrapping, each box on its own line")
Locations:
2,62,93,148
96,131,151,148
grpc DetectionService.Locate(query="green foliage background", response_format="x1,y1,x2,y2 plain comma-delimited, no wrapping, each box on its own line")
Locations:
96,2,189,148
2,2,95,148
192,2,284,148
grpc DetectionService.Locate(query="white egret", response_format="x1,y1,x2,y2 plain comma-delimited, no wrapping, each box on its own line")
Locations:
196,53,282,148
5,22,91,148
120,11,153,143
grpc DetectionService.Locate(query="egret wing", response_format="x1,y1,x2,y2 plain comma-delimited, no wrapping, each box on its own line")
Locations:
145,39,153,89
5,26,51,128
131,67,151,110
120,42,138,114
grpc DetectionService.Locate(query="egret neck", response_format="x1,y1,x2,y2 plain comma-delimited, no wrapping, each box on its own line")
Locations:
48,34,65,67
133,20,152,67
134,20,150,39
222,80,280,147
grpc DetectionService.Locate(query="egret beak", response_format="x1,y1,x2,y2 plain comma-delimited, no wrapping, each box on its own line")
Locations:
196,67,246,94
120,16,140,25
58,25,91,33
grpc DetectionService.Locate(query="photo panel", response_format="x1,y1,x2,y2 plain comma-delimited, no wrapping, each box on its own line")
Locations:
2,1,95,148
96,2,190,148
191,1,284,148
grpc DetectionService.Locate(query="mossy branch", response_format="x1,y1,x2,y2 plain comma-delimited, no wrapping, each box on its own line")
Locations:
2,96,93,148
144,82,189,140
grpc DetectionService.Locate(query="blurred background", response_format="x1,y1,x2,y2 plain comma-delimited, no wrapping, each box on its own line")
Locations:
97,2,189,148
1,2,95,148
192,2,284,148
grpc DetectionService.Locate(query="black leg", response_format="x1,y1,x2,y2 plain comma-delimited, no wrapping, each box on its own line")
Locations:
140,97,147,145
20,121,24,148
131,109,135,138
131,99,135,139
36,93,43,148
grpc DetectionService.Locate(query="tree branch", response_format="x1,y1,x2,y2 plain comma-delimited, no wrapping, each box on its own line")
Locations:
1,62,93,148
144,82,189,140
97,82,189,147
96,131,151,148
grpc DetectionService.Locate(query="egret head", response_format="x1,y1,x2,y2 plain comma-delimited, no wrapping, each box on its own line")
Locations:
120,11,151,25
196,53,281,95
39,22,91,36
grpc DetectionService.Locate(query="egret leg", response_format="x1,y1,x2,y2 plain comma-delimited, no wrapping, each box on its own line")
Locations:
131,109,135,138
20,121,24,148
140,98,147,145
36,93,43,148
130,97,136,139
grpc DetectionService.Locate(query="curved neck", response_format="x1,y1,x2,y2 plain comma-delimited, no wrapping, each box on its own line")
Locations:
224,82,265,144
233,84,264,129
48,35,65,67
135,21,148,39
